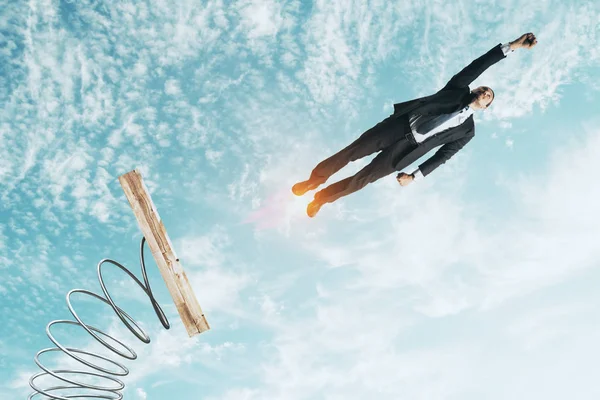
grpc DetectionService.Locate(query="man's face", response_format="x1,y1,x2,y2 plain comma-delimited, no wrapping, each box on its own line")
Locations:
472,86,494,108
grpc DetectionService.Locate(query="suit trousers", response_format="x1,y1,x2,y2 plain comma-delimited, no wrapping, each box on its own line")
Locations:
310,114,417,204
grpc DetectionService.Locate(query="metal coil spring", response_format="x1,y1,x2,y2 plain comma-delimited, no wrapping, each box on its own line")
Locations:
28,237,170,399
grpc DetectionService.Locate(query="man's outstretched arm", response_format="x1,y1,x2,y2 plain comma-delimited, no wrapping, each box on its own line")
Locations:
444,33,537,89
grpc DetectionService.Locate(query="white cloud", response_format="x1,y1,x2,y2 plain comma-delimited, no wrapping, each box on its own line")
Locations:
176,228,231,269
175,228,252,314
188,268,251,314
164,78,181,96
236,0,284,39
297,0,416,109
136,387,148,399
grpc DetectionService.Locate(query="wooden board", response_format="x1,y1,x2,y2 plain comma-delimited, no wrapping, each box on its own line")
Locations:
118,169,209,337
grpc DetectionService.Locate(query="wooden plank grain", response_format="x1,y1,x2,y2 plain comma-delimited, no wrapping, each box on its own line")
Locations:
118,169,210,337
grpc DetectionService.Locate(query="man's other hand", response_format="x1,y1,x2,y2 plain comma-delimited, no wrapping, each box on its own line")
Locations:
396,172,414,186
510,32,537,50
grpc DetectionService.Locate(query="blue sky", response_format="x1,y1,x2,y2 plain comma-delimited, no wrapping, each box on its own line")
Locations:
2,0,600,399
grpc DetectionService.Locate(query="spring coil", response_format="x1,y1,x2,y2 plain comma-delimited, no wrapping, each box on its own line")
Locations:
28,237,170,399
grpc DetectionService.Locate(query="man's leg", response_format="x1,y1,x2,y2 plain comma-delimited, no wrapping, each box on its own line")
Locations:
306,137,414,217
293,115,407,196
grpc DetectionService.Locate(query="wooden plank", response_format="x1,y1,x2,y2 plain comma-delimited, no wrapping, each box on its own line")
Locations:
118,169,209,337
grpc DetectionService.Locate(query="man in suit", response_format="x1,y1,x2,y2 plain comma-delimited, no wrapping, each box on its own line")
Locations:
292,33,538,217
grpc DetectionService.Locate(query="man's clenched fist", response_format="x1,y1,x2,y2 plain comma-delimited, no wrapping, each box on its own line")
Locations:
396,172,414,187
510,32,537,50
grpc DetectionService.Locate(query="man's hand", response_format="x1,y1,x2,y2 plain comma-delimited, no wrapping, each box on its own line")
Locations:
510,33,537,50
396,172,414,187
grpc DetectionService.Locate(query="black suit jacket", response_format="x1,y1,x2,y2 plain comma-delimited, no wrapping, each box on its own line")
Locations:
391,43,507,176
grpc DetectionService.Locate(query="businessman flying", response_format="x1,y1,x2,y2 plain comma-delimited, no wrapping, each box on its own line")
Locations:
292,33,538,217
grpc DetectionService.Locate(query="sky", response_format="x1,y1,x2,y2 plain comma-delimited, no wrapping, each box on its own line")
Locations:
1,0,600,399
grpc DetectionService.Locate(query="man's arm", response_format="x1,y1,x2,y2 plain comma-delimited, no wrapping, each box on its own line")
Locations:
396,133,474,186
444,33,537,89
444,44,506,89
414,134,474,178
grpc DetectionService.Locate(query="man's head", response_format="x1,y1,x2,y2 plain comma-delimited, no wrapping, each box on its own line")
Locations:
470,86,494,110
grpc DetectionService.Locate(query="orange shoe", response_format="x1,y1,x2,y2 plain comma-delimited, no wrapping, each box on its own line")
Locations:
306,200,323,218
292,180,318,196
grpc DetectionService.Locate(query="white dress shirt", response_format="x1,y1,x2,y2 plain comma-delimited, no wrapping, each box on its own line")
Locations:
410,42,514,181
410,105,475,143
